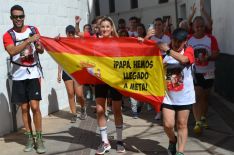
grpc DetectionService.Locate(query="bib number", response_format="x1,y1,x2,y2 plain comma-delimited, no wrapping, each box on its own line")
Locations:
203,71,215,79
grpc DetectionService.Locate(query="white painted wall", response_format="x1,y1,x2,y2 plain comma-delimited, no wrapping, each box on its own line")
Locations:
0,0,92,136
212,0,234,55
98,0,195,30
111,1,177,28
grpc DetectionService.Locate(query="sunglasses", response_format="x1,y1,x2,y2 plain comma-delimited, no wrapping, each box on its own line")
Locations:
67,31,75,35
11,15,25,19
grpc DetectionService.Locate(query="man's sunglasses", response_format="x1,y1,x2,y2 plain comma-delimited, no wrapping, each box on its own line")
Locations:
67,31,75,35
11,15,25,19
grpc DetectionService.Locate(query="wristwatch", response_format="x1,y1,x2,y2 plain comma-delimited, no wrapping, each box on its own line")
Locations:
166,49,171,55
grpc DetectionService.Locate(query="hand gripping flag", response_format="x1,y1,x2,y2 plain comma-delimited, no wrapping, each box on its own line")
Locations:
40,37,165,111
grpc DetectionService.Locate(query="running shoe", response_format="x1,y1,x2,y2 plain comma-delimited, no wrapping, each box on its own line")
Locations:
24,137,34,152
70,114,78,123
168,136,177,155
36,138,46,154
193,121,202,135
80,107,87,120
116,141,126,153
201,116,208,129
96,142,111,154
132,112,139,119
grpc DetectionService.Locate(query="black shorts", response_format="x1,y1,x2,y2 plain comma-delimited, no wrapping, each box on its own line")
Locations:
162,104,192,111
62,71,72,81
95,84,122,101
11,78,42,104
194,73,214,89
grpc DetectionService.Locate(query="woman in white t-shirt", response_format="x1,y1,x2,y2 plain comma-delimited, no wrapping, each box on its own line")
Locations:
188,16,219,135
158,28,195,155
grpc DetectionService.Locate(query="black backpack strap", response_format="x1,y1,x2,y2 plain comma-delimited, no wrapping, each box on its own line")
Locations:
7,29,37,67
28,26,44,77
10,61,38,67
7,28,16,45
7,29,17,65
7,26,44,78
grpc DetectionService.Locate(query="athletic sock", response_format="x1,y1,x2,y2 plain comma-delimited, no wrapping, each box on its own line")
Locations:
100,126,108,143
116,125,123,142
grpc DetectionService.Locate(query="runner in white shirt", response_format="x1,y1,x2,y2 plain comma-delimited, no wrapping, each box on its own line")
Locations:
158,28,195,155
145,17,171,120
145,17,171,46
188,16,219,135
3,5,45,153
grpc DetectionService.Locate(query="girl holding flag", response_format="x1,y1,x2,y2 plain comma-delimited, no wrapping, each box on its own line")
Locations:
95,17,125,154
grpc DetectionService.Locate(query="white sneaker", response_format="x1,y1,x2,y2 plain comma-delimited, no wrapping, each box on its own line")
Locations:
154,112,162,120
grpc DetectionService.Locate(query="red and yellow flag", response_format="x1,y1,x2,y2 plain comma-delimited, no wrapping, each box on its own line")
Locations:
40,37,165,111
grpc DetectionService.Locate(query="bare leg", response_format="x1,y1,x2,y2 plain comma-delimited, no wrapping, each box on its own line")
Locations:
200,89,210,117
64,80,76,114
176,110,190,153
193,86,203,121
21,103,33,132
74,81,85,108
30,100,42,131
96,98,107,127
112,100,123,126
162,108,176,143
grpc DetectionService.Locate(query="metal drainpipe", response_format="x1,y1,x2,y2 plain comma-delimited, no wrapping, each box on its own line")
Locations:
175,0,179,28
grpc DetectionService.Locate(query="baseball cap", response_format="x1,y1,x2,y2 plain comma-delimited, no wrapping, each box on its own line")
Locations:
172,28,188,41
65,25,75,33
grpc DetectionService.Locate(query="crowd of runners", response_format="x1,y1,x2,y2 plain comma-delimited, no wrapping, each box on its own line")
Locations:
2,0,219,154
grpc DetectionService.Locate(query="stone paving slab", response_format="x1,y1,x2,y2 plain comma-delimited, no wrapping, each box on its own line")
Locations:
0,97,234,155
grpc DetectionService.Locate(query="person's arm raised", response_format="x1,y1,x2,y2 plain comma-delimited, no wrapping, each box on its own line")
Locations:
157,42,190,64
188,3,196,25
75,16,85,37
200,0,213,31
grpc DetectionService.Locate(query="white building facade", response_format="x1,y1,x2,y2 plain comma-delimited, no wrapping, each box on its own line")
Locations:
0,0,94,136
96,0,203,30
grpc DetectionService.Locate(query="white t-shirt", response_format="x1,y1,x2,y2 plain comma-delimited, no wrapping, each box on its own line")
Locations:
150,34,171,44
3,26,41,80
188,35,219,77
128,31,138,37
163,47,195,106
150,34,171,56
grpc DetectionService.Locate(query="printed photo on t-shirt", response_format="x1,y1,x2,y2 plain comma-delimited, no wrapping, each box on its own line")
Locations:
166,63,185,91
19,41,35,65
194,48,209,66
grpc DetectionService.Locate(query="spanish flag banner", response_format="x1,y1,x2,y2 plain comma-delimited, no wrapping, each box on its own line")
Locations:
40,37,165,111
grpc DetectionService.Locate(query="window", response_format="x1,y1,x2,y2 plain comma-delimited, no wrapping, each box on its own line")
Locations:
109,0,115,13
131,0,138,9
95,0,100,16
180,4,186,20
159,0,168,4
